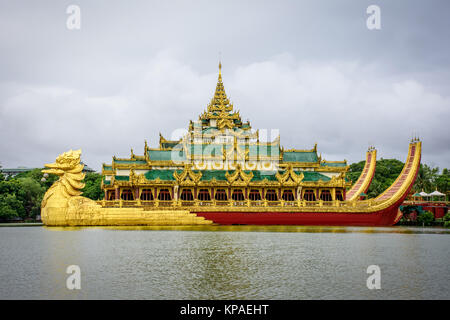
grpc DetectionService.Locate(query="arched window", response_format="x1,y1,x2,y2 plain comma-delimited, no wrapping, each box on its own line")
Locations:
265,189,278,201
180,189,194,201
121,189,134,201
336,191,344,201
249,189,262,201
215,189,228,201
232,189,245,201
158,189,172,201
107,190,115,200
282,190,295,201
320,190,332,201
304,190,316,201
198,189,211,201
140,189,154,201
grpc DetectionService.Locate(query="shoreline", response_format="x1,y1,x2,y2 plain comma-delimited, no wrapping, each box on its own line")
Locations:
0,222,43,227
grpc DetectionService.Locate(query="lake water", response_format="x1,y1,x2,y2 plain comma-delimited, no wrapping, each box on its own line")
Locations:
0,225,449,299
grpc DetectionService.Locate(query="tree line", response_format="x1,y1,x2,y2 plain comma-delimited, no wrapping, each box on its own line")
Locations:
0,167,102,221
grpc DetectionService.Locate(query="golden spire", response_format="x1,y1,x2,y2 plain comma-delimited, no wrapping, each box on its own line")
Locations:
196,62,245,130
209,61,231,111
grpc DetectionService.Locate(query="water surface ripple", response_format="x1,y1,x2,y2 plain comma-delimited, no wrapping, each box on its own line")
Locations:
0,226,448,299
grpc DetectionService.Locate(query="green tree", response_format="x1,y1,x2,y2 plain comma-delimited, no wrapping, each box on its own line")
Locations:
444,212,450,228
15,177,45,219
414,164,439,193
0,194,24,220
14,168,58,189
0,174,46,219
0,166,102,221
416,211,435,226
435,168,449,199
81,172,103,200
0,163,4,182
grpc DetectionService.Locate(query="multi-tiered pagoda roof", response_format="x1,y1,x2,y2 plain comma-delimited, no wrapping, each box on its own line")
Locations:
102,63,349,194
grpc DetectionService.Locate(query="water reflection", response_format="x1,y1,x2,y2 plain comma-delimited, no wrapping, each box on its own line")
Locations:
0,226,449,299
44,225,450,234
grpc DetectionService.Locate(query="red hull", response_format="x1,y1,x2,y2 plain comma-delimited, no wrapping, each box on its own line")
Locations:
194,156,420,227
195,177,415,227
195,207,401,227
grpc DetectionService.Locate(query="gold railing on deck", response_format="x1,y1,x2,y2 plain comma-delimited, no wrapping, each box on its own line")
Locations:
215,201,229,206
158,201,173,207
141,201,155,207
197,200,213,206
96,198,390,209
122,200,137,207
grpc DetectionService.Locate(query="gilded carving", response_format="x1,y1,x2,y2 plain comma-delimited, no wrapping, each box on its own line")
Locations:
173,164,202,185
276,164,304,185
41,150,213,226
225,164,254,186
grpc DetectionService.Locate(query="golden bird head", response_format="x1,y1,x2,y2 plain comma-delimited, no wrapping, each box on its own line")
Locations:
42,149,83,176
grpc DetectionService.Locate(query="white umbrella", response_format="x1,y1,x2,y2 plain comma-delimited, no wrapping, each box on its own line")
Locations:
419,191,429,197
429,190,445,197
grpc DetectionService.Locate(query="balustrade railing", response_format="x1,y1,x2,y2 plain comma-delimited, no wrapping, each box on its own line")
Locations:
99,197,387,209
283,201,296,207
158,201,173,207
215,201,229,206
141,201,155,207
250,201,264,207
122,200,137,207
197,200,213,206
304,201,320,207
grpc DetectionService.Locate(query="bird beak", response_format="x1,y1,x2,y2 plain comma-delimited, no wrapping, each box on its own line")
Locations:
42,162,64,176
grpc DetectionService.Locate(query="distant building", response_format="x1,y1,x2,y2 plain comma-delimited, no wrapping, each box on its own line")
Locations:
1,162,95,178
1,166,34,178
81,162,96,173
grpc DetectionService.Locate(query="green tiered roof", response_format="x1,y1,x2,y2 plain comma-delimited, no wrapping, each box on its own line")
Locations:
283,151,318,163
111,169,331,183
161,141,179,149
148,150,185,161
145,169,177,181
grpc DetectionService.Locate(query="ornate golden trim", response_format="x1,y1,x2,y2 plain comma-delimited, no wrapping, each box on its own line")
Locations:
346,148,377,201
276,164,304,186
173,164,202,185
284,143,317,153
225,164,254,186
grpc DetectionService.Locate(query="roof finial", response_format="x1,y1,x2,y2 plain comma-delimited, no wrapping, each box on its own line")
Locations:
218,51,222,75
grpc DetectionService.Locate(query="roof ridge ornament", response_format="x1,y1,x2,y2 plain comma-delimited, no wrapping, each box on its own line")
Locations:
202,62,235,118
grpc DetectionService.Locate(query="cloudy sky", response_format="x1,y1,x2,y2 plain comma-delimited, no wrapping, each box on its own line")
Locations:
0,0,449,171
